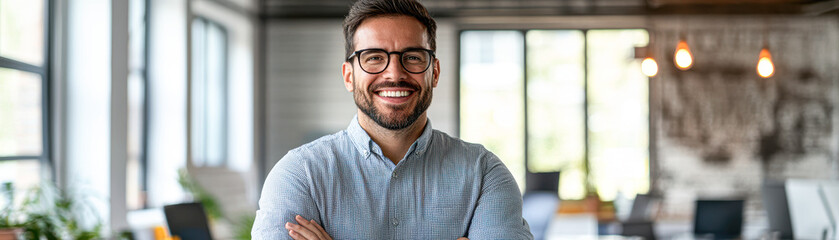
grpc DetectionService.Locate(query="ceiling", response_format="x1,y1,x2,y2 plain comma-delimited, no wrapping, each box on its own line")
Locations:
260,0,839,18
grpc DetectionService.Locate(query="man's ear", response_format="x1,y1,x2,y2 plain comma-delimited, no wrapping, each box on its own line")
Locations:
431,58,440,88
342,61,354,92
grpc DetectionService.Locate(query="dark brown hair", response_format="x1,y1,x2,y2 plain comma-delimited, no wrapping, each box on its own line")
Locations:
342,0,437,61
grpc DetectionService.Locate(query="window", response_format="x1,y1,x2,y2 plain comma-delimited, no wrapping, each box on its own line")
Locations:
191,18,228,167
459,31,526,192
460,29,650,200
0,0,50,192
127,0,148,210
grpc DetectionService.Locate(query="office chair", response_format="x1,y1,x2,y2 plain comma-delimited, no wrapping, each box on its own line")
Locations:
621,194,659,240
621,221,656,240
762,181,794,239
523,171,560,240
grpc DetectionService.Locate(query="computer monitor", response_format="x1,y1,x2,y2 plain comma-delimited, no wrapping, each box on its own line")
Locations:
786,179,839,240
762,180,794,239
163,202,213,240
693,199,744,240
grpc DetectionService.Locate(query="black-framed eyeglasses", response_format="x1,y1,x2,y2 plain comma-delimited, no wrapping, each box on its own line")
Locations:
347,48,435,74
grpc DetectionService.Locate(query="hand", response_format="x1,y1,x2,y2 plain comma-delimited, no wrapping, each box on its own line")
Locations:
285,215,332,240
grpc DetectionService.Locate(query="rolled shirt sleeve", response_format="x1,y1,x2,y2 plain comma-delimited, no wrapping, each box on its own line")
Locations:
468,151,534,239
252,151,322,240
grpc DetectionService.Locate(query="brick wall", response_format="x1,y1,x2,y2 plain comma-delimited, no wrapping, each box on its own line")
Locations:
650,16,839,220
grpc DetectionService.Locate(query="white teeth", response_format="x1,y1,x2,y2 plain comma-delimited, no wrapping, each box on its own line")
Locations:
378,91,410,97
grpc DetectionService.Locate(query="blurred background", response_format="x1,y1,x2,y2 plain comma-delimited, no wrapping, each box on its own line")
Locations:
0,0,838,239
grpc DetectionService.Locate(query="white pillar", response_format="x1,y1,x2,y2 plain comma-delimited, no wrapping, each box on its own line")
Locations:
111,0,130,233
65,0,111,233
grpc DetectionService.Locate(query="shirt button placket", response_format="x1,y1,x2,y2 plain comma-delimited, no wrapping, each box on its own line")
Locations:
389,168,400,232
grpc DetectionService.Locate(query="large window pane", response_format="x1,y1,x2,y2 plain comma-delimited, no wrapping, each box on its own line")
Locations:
459,29,651,201
0,68,42,157
191,18,228,167
526,30,586,199
460,31,526,192
0,0,45,66
0,160,41,193
587,30,650,201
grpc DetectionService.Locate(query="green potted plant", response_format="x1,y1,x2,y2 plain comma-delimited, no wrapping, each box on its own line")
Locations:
0,182,23,240
0,182,102,240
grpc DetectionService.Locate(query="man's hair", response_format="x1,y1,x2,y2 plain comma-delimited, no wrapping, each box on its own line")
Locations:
342,0,437,61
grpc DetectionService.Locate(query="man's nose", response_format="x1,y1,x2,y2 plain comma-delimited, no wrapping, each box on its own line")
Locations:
380,53,408,80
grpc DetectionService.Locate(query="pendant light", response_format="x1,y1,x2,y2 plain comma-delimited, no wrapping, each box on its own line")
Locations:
674,36,693,70
642,57,659,77
756,47,774,78
757,23,774,78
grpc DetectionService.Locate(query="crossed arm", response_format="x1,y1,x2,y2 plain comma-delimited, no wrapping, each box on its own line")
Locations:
284,215,332,240
252,151,531,239
284,216,468,240
252,154,326,240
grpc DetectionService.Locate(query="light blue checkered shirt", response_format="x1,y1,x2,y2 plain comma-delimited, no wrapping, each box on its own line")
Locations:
252,116,532,239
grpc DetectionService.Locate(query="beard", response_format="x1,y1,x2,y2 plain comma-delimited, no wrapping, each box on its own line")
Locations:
353,76,432,130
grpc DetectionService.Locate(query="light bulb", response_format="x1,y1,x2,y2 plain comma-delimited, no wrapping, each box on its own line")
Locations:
757,48,774,78
674,40,693,70
641,57,658,77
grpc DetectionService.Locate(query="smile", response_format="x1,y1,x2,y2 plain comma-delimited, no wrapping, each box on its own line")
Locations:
376,90,412,98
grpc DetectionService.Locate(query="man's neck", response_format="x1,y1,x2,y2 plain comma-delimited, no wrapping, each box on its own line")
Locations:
357,111,427,165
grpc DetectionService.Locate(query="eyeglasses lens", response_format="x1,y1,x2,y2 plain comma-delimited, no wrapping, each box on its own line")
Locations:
358,49,430,74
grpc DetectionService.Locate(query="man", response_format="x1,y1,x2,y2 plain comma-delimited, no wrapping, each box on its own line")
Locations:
252,0,532,239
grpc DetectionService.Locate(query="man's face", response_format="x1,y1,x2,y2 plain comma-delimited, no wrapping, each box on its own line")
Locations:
342,15,439,130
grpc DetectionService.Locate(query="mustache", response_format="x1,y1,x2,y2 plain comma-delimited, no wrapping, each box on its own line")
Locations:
369,81,420,92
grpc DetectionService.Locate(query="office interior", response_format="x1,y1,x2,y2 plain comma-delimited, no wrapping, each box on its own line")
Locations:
0,0,838,239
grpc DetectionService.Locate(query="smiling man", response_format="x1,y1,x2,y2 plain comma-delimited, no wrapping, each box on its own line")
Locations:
251,0,532,239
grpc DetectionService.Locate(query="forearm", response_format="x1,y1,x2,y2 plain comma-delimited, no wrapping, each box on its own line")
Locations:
253,153,323,239
467,153,534,239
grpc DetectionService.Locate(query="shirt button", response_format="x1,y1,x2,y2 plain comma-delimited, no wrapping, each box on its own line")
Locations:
392,172,398,178
391,218,399,226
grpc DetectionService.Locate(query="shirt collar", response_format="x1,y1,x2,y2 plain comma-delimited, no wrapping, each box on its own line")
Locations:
347,115,433,157
347,115,374,156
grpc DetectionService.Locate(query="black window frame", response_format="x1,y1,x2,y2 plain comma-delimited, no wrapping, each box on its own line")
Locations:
128,0,152,210
457,28,652,197
0,0,54,179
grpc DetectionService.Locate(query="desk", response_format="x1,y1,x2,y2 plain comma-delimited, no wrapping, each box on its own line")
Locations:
542,214,771,240
546,236,642,240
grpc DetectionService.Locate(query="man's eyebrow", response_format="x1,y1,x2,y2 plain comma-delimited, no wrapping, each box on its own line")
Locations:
358,46,426,51
400,46,427,51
